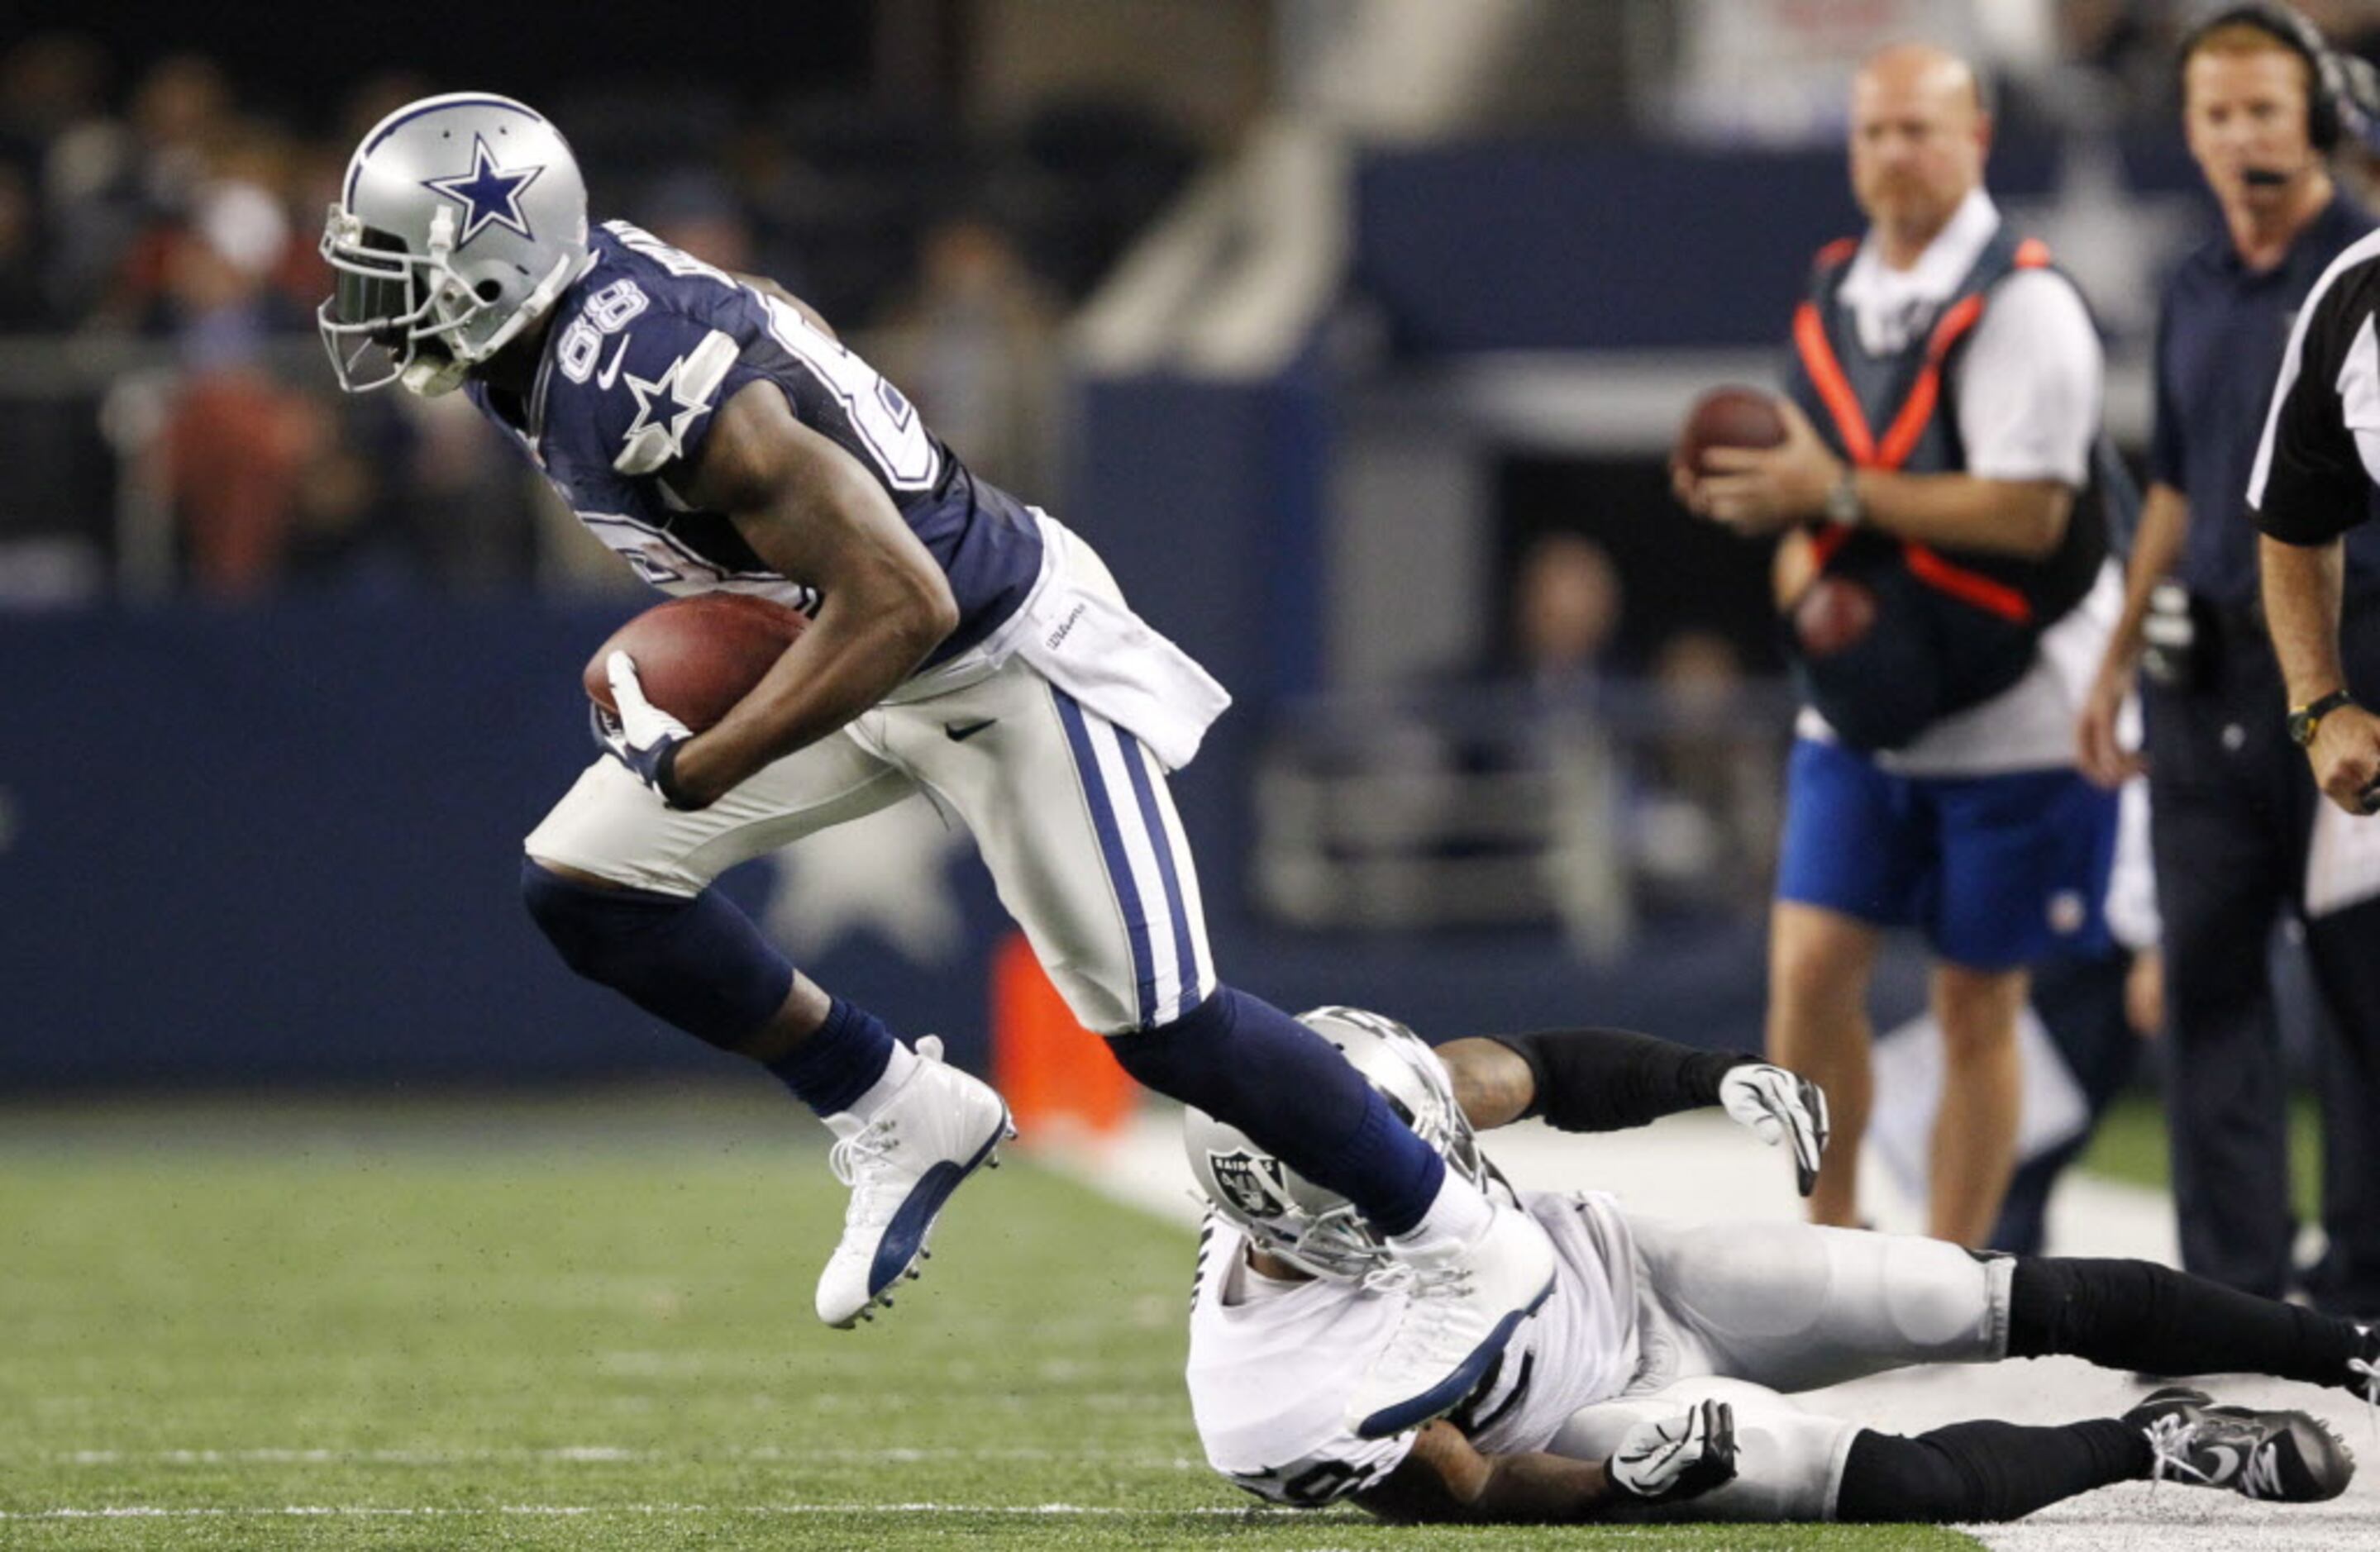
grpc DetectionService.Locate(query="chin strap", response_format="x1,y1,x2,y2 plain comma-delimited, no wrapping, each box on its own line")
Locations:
400,355,470,397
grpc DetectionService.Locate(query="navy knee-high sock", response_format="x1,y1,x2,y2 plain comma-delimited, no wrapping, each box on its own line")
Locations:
1108,986,1447,1234
766,997,899,1116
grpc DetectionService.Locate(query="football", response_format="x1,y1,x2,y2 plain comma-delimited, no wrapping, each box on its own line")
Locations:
582,593,809,731
1675,385,1788,473
1792,576,1878,659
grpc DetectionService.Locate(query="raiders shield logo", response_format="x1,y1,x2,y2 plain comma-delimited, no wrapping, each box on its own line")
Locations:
1206,1150,1292,1218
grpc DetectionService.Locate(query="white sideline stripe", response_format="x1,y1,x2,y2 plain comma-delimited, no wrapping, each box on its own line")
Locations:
2,1503,1309,1521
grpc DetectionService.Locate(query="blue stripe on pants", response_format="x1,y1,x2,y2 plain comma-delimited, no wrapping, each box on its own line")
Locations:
1121,736,1200,1022
1052,688,1157,1027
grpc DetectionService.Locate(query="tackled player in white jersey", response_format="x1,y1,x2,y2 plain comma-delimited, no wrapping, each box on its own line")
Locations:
1185,1008,2378,1523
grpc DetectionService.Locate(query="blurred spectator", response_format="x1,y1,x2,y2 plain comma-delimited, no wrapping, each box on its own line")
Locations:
1501,529,1624,695
157,170,315,597
83,55,237,331
1632,629,1781,913
163,373,317,597
872,215,1062,498
0,35,1214,607
0,164,52,328
0,32,110,158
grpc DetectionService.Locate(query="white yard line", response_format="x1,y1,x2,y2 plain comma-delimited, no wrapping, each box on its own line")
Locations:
1043,1107,2377,1551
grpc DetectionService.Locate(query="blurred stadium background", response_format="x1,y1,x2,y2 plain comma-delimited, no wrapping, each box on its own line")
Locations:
2,1,2373,1544
14,0,2306,1087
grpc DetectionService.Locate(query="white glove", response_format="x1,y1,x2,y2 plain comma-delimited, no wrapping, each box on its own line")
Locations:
595,651,698,807
1608,1399,1738,1502
1719,1063,1829,1197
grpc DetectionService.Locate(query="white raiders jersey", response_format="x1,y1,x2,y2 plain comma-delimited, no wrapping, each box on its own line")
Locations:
1185,1189,1637,1507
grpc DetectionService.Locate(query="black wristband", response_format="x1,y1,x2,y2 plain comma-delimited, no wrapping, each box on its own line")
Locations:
653,740,703,811
1486,1028,1756,1134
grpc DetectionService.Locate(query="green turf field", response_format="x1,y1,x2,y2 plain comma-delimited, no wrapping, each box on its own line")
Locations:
0,1090,1975,1550
2079,1092,2323,1222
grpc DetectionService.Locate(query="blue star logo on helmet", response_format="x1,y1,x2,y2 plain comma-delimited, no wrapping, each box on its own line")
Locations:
420,134,544,246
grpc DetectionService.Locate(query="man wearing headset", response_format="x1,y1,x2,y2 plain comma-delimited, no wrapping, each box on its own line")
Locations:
2078,3,2380,1321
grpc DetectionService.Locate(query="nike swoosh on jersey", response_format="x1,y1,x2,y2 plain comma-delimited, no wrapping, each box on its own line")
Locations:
597,333,632,390
944,719,997,742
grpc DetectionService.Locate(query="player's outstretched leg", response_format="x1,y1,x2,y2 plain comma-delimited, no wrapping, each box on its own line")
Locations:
1109,985,1555,1438
519,861,1011,1327
2006,1255,2380,1406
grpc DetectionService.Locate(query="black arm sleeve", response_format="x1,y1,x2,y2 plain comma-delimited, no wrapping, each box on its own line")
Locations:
1485,1028,1756,1134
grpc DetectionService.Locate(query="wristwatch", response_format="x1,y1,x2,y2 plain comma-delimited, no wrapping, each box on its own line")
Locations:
1824,469,1864,528
2287,689,2357,748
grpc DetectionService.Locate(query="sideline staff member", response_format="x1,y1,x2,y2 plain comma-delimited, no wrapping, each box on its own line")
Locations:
2080,4,2380,1316
1678,44,2121,1246
2244,22,2380,1321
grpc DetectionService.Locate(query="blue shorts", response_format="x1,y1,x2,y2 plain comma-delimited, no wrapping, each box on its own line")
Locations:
1776,737,2118,971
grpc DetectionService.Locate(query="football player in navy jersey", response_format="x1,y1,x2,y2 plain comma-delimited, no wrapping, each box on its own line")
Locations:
317,91,1552,1436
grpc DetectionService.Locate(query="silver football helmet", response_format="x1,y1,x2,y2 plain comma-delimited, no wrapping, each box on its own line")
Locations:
319,92,592,396
1183,1006,1490,1282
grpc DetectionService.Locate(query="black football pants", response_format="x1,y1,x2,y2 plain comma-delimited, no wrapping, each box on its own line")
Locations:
2144,608,2380,1316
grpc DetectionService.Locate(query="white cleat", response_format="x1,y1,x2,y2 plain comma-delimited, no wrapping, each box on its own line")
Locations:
814,1035,1014,1329
1343,1198,1557,1439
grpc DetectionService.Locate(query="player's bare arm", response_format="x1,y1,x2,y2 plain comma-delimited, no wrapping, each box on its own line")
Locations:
1688,398,2071,555
1435,1037,1536,1129
2263,530,2380,812
2077,479,2187,787
1355,1420,1616,1524
661,379,960,807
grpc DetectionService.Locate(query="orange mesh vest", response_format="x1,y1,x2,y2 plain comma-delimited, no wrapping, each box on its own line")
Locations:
1777,226,2123,750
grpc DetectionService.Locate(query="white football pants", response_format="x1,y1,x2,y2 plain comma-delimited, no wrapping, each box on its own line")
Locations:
1546,1217,2014,1521
524,581,1218,1037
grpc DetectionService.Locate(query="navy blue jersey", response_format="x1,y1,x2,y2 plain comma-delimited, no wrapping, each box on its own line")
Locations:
471,221,1044,664
2151,195,2380,607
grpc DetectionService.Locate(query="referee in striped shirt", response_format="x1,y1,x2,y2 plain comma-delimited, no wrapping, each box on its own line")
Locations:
2244,15,2380,1321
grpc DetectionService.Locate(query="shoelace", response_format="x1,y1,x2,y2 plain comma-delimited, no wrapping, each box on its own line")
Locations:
2144,1412,2211,1487
828,1121,903,1229
2349,1353,2378,1441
